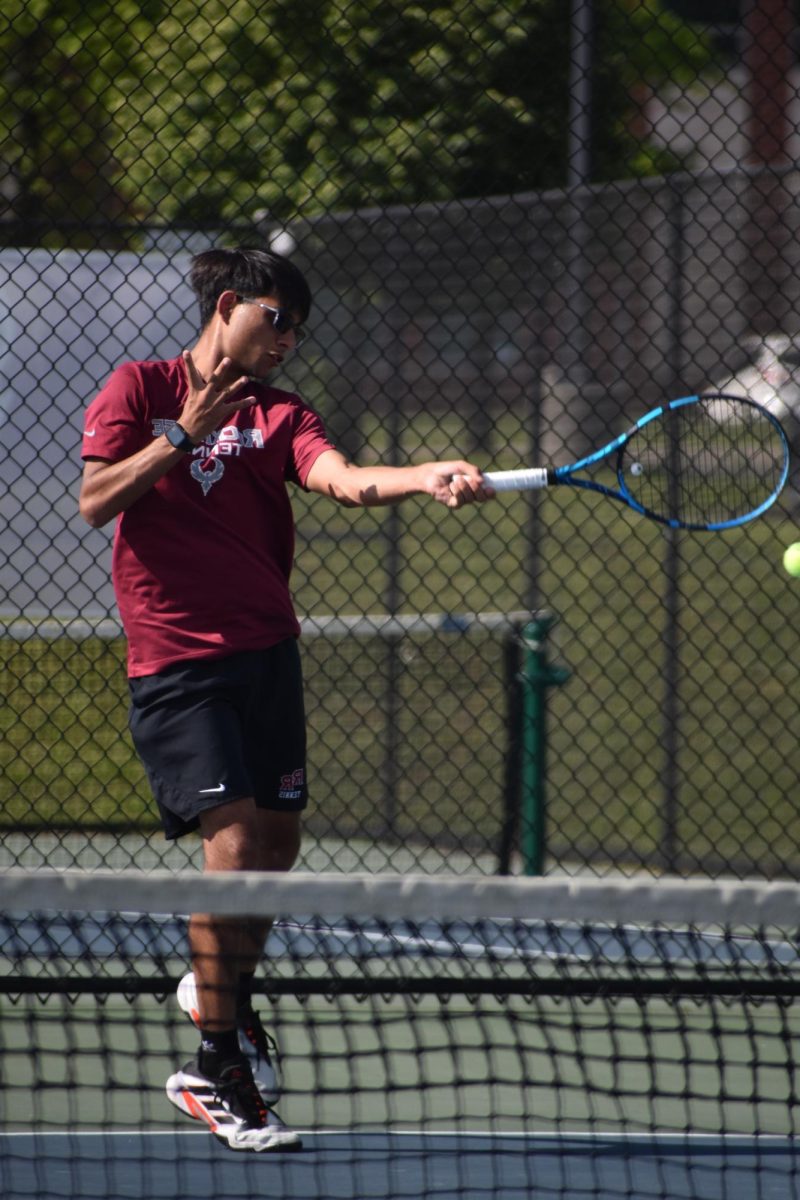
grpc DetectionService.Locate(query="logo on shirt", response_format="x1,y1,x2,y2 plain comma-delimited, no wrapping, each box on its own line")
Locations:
191,457,225,496
278,768,305,801
152,420,265,495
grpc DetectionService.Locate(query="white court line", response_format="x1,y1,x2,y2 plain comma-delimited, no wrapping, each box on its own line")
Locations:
275,919,795,966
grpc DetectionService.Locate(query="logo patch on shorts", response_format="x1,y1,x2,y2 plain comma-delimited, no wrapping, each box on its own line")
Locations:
278,769,305,800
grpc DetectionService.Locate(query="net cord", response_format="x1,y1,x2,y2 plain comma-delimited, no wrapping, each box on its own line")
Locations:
2,868,799,926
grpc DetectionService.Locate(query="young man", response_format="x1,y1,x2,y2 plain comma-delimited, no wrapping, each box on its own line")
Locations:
78,246,489,1152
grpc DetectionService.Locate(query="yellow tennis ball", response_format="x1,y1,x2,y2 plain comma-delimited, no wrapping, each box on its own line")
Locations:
783,543,800,577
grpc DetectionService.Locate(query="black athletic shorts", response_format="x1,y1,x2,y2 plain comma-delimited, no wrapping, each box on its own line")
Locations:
128,639,308,840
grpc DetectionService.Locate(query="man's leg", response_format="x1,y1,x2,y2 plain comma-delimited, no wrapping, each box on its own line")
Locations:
167,802,302,1150
235,808,302,998
189,802,301,1035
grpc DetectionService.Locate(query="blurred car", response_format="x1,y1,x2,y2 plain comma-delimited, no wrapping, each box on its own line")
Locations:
713,333,800,507
713,333,800,424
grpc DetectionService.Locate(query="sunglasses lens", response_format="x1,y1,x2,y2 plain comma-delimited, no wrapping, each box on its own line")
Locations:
274,312,305,342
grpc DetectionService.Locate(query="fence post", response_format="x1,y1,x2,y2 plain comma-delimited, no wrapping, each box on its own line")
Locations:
519,613,570,876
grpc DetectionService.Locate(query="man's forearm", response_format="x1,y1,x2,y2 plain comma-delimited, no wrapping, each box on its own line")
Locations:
318,463,427,507
306,452,486,509
79,437,186,527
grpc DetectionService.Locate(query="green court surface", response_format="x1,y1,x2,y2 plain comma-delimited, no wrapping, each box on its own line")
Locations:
3,991,798,1135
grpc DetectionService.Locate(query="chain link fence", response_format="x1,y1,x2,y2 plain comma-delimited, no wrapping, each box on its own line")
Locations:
2,1,799,877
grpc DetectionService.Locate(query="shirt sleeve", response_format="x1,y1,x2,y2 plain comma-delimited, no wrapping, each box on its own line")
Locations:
287,401,338,487
81,363,149,462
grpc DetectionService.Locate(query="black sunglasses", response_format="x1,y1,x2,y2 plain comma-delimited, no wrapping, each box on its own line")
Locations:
237,298,307,345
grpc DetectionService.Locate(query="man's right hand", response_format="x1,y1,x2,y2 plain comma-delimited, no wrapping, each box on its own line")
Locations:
178,351,256,446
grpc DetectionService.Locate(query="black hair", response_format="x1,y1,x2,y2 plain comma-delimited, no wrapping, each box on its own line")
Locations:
189,246,312,329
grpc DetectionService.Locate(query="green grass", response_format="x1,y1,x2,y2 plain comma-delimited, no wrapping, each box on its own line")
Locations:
534,495,800,873
2,480,799,875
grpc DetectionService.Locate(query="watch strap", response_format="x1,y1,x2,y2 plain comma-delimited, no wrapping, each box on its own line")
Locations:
166,422,197,453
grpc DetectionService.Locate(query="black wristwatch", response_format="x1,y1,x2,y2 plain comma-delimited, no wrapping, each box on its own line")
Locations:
165,422,197,453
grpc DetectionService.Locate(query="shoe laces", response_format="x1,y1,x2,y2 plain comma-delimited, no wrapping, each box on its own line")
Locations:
215,1059,268,1127
239,1009,277,1063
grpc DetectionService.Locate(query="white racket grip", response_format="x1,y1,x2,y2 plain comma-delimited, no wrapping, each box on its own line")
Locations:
483,468,550,492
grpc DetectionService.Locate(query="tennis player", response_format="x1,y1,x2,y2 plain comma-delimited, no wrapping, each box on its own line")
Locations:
78,246,489,1152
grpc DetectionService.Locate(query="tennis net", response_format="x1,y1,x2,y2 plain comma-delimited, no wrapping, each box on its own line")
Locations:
2,869,799,1200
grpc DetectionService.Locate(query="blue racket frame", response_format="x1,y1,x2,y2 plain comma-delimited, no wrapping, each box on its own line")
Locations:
550,394,791,531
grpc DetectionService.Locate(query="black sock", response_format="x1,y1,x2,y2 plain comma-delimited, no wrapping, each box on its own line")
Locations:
237,970,256,1015
198,1028,240,1075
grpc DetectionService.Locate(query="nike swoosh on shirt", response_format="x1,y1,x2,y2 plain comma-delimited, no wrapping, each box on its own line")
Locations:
198,783,226,794
85,429,97,437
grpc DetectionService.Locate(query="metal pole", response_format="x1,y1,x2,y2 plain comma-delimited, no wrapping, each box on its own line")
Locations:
564,0,593,367
519,614,570,876
741,0,796,334
661,178,688,872
568,0,593,190
498,627,524,875
562,0,606,454
381,319,406,841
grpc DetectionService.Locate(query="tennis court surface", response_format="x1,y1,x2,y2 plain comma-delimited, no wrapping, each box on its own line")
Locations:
2,870,799,1199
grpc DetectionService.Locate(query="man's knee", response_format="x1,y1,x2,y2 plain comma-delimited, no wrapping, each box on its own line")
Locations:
200,801,301,873
257,810,301,872
200,797,263,871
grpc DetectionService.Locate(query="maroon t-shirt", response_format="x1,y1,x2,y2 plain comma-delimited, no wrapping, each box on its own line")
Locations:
81,356,335,677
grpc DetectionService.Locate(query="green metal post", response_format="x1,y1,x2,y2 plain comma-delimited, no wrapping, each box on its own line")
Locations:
520,613,570,876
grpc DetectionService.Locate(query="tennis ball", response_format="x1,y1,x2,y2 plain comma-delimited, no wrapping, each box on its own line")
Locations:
783,543,800,577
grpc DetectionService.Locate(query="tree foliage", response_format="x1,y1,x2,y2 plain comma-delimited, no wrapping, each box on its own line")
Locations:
0,0,161,245
0,0,714,242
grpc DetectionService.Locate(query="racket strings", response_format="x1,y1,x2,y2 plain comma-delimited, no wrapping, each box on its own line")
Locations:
621,396,788,527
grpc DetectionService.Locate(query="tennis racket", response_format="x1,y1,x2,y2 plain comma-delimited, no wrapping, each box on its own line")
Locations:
483,393,790,531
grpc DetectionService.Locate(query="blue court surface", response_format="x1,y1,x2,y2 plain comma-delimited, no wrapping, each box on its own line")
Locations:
2,1130,798,1200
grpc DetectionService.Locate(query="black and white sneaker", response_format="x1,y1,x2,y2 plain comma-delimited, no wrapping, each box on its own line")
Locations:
166,1055,300,1153
176,972,280,1103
